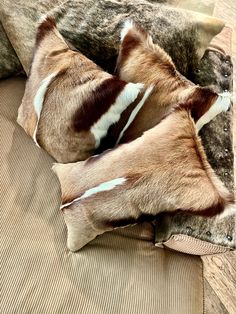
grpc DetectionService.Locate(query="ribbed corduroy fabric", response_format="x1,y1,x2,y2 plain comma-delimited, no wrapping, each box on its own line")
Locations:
162,235,230,255
0,77,203,314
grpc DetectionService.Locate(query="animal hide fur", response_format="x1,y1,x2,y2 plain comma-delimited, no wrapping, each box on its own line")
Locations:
0,0,224,76
155,45,235,253
0,22,22,79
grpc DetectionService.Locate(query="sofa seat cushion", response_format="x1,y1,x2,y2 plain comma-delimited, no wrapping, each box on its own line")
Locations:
0,76,203,313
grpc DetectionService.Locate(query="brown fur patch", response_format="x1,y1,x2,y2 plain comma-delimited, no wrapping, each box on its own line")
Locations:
179,192,234,217
48,48,69,57
104,213,155,228
115,32,141,74
36,16,56,45
116,22,176,77
72,77,127,132
185,87,218,122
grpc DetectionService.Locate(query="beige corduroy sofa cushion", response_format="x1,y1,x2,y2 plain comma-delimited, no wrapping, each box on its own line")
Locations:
0,76,204,314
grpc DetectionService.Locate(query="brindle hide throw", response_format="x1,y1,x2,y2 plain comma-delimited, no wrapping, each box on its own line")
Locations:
0,22,22,79
0,0,65,77
0,0,223,76
49,0,224,76
0,0,214,78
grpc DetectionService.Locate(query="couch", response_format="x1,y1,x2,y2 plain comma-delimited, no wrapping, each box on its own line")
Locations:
0,75,204,313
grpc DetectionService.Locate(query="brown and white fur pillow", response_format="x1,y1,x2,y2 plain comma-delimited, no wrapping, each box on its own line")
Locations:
53,98,235,251
97,21,231,150
52,22,234,252
17,17,150,163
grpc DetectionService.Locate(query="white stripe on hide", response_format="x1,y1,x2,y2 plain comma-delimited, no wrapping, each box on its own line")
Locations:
116,85,153,145
120,20,134,42
91,82,144,148
32,72,58,146
60,177,126,210
196,92,231,132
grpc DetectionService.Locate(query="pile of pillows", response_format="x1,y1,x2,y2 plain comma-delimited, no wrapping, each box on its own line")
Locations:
0,0,234,253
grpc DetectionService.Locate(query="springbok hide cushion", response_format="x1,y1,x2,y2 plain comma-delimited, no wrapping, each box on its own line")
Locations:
0,0,223,77
17,17,145,163
52,42,235,254
155,27,235,255
0,22,22,79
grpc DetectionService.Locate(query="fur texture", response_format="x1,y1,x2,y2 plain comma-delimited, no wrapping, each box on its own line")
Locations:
0,0,223,76
0,22,22,79
32,72,58,146
155,48,235,250
17,17,144,163
112,21,231,144
53,104,234,251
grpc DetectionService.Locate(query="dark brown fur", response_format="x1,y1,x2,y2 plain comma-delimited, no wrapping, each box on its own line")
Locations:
104,213,155,228
115,33,141,74
72,77,127,132
178,191,234,217
35,16,56,45
188,87,218,122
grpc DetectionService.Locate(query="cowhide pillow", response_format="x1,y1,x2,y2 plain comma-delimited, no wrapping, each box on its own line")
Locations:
0,22,22,79
0,0,224,77
155,27,235,255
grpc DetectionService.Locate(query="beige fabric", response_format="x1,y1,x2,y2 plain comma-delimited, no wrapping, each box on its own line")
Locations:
0,76,203,313
168,0,215,15
161,235,230,255
209,25,232,55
